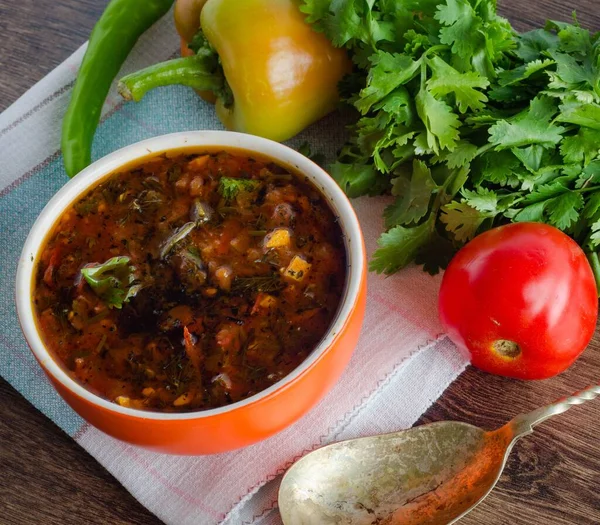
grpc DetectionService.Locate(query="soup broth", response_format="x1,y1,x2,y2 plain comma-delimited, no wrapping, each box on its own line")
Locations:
33,150,346,412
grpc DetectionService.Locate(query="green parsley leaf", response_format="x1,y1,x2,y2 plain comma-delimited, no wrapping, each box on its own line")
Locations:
461,187,499,213
515,29,559,62
521,177,572,204
413,131,434,156
556,101,600,130
548,50,595,89
560,128,600,164
219,177,261,200
575,160,600,188
511,145,545,172
440,201,489,242
403,29,432,56
415,88,460,154
299,0,331,26
436,141,478,169
479,15,516,62
547,191,584,230
370,216,435,274
497,59,555,87
330,162,389,197
488,84,537,103
512,201,549,223
414,232,456,275
584,192,600,219
81,256,140,309
373,87,413,117
465,109,516,127
321,0,364,46
435,0,482,59
354,109,414,173
355,52,421,114
587,219,600,248
548,18,593,56
320,0,388,47
427,56,489,113
471,150,522,187
442,165,470,201
384,160,438,227
488,96,565,149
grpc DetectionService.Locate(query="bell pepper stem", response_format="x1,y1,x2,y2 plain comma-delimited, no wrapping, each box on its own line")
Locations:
118,56,222,102
586,250,600,297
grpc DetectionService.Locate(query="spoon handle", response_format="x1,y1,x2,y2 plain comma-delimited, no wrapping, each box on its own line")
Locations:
509,384,600,437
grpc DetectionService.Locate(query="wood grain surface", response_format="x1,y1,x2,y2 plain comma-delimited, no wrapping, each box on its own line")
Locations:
0,0,599,524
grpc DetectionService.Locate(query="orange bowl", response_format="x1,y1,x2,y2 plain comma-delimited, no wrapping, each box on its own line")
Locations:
16,131,366,455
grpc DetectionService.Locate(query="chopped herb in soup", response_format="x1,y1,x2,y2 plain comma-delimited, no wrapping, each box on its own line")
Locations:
33,150,346,412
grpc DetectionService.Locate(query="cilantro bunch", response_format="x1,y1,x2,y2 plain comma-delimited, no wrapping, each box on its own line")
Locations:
301,0,600,285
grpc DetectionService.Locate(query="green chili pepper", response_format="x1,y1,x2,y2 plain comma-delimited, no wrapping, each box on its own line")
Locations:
61,0,174,178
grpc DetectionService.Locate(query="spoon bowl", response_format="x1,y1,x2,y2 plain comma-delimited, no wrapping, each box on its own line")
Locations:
279,385,600,524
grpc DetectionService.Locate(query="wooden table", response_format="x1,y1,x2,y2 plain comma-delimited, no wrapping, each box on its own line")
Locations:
1,1,599,523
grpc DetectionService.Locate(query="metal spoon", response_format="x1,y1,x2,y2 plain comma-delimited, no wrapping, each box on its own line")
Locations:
279,385,599,525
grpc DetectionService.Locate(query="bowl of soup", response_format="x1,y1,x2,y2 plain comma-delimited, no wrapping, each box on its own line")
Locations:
16,131,366,454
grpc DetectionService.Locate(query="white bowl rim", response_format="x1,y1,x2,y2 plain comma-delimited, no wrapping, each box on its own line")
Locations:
15,131,365,421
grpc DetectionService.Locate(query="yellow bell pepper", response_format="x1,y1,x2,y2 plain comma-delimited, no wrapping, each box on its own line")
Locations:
118,0,351,142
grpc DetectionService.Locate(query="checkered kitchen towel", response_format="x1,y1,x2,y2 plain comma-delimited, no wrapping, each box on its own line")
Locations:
0,9,468,525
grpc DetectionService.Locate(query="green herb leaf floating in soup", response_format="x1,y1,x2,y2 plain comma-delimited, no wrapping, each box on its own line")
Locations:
80,256,141,309
219,176,261,200
33,150,346,412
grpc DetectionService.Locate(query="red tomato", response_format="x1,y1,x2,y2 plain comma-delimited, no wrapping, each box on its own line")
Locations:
438,223,598,379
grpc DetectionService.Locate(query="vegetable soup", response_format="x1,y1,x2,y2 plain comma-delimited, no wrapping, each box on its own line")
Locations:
33,150,346,412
